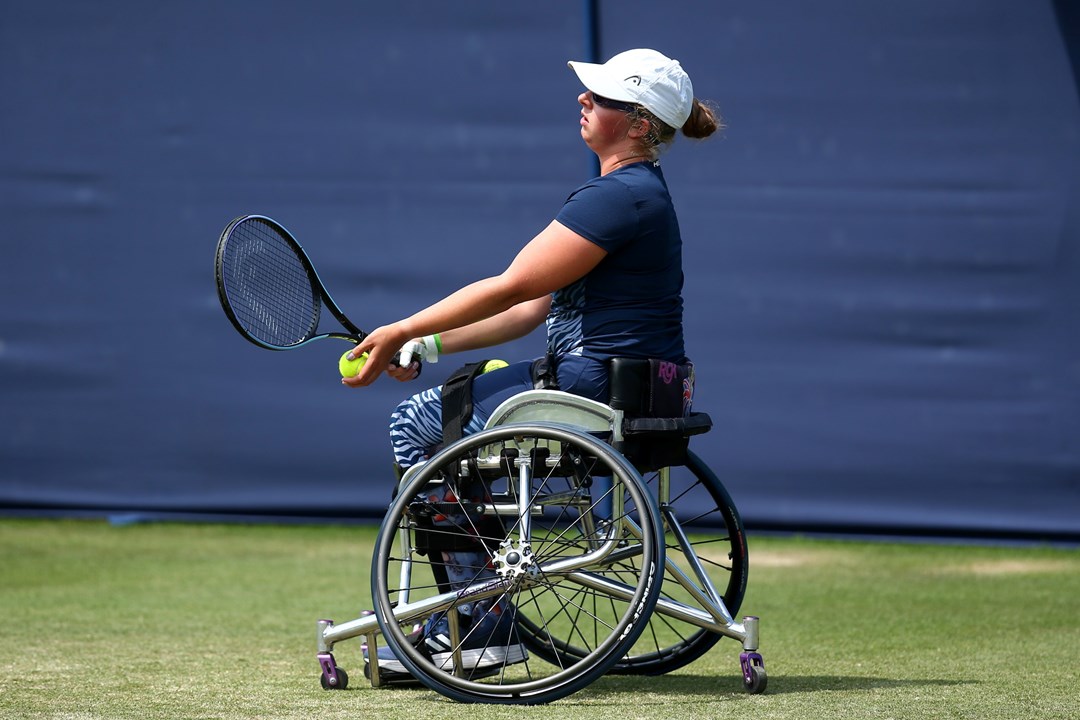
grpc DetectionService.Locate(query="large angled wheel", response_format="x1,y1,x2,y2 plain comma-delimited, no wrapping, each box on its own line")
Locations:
516,450,748,675
370,423,665,704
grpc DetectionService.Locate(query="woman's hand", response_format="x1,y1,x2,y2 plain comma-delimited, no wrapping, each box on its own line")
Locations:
386,358,422,382
340,323,410,388
383,335,437,383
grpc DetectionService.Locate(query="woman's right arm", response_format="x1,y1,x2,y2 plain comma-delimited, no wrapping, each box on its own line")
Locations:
386,296,550,381
437,295,551,354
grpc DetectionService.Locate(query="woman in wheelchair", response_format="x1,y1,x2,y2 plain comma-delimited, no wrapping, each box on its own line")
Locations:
342,48,721,683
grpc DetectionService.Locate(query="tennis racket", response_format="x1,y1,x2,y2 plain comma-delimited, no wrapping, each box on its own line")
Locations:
215,214,421,372
215,214,368,352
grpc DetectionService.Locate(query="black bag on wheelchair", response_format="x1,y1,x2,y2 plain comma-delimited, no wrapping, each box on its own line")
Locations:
608,357,712,472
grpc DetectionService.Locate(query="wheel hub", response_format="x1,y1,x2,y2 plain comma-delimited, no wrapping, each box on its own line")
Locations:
492,539,537,580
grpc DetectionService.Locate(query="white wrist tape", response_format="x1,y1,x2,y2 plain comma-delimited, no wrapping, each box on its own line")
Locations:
418,334,441,363
398,334,440,366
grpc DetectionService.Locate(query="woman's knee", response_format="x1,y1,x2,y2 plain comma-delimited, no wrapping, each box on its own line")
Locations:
389,387,444,467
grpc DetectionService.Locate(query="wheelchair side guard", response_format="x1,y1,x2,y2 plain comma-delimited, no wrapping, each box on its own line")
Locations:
484,389,616,433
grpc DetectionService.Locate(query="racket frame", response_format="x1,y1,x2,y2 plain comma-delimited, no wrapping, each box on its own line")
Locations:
215,214,364,351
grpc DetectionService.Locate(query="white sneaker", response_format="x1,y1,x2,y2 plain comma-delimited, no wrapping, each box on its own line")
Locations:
364,608,527,683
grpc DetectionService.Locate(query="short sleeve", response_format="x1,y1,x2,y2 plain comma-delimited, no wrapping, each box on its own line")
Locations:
555,177,640,253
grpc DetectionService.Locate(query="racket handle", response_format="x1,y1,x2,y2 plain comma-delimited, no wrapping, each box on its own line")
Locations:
392,350,423,378
396,341,424,369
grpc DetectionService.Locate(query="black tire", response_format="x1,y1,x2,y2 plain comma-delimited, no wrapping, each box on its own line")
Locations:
517,450,748,675
319,666,348,690
370,423,665,704
745,664,767,694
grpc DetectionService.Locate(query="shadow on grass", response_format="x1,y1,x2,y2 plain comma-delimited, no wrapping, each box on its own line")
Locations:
340,674,978,708
569,673,976,701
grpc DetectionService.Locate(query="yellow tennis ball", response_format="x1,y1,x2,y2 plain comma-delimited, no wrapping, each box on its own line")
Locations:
482,359,509,373
339,350,368,378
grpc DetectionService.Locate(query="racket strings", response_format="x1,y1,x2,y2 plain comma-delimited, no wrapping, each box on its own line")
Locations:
222,219,320,346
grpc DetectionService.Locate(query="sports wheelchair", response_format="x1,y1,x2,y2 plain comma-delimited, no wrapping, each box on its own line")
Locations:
314,362,766,704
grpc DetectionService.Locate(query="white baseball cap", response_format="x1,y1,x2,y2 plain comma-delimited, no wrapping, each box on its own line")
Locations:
568,48,694,129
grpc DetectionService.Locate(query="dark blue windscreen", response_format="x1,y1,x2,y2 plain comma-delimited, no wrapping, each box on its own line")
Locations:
1,1,1077,541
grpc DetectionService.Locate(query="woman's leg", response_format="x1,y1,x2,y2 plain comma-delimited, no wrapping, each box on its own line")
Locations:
388,360,535,468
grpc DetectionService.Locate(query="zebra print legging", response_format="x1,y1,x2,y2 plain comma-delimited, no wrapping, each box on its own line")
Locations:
388,360,535,468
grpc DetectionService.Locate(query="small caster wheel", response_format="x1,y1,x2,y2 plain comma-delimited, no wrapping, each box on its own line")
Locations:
320,666,349,690
740,651,766,694
744,664,767,694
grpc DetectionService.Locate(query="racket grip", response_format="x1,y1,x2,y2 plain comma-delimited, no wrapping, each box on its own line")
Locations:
392,351,423,378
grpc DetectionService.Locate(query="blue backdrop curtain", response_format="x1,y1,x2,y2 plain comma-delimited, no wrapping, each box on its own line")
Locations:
1,1,1078,541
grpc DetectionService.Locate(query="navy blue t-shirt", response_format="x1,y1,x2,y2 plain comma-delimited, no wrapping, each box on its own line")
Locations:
549,161,686,364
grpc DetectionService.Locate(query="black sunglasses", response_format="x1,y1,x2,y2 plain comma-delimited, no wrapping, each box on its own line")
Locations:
590,91,637,114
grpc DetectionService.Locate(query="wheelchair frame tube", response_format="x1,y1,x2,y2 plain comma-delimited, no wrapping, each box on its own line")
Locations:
660,504,729,611
620,510,739,631
515,456,533,540
565,570,748,641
